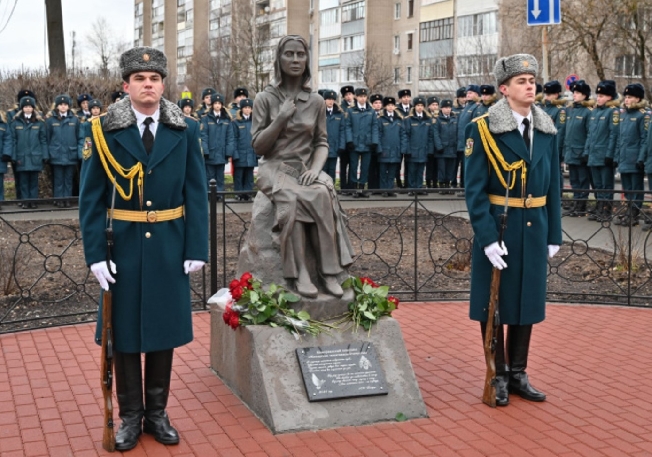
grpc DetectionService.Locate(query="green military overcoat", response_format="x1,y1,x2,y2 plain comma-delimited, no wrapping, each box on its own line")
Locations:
79,97,208,353
465,99,562,325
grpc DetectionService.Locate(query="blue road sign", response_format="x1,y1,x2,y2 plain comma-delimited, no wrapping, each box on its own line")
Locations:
527,0,561,26
565,74,579,90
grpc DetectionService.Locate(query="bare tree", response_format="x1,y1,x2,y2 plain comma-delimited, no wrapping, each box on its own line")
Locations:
85,17,127,78
612,1,652,97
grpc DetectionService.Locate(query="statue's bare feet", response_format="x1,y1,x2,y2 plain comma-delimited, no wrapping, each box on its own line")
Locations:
321,275,343,297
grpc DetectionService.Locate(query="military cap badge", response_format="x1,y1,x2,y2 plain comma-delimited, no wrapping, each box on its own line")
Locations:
143,53,150,62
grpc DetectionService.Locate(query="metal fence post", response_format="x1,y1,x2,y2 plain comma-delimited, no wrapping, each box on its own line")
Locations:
209,179,218,296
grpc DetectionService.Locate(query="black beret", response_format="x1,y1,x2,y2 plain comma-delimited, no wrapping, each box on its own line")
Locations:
89,99,103,110
543,80,562,94
398,89,411,98
322,90,337,100
202,87,217,99
120,46,168,79
233,87,248,98
239,98,253,109
77,94,92,106
480,85,495,95
177,98,194,109
340,85,354,96
440,99,453,108
210,93,225,104
427,96,439,105
412,96,426,106
382,96,396,106
624,83,645,99
354,87,368,96
596,80,617,98
370,93,383,103
17,89,36,103
572,80,591,97
466,84,481,94
456,87,467,98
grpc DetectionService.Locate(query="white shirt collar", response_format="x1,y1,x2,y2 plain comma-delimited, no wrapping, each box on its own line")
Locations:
357,103,366,110
132,106,160,139
512,109,532,134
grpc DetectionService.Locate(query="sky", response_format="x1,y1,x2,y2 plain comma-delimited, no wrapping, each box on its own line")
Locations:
0,0,134,72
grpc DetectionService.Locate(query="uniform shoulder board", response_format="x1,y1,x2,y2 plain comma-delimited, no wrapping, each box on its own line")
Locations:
471,113,489,123
640,108,647,114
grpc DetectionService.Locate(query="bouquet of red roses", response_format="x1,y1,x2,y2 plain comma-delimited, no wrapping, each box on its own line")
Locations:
339,276,399,334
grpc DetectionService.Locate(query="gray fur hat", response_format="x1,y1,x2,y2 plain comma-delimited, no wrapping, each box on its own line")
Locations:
494,54,538,86
120,46,168,80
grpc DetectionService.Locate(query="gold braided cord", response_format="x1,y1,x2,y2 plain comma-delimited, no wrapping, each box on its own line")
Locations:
476,118,527,193
91,118,144,207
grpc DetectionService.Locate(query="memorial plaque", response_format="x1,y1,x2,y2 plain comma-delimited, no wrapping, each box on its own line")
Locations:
296,342,388,402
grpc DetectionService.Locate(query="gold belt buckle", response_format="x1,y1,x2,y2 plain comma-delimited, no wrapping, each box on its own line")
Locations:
524,195,533,208
147,211,157,223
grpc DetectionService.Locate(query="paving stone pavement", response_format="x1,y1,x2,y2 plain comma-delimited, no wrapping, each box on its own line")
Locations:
1,302,651,456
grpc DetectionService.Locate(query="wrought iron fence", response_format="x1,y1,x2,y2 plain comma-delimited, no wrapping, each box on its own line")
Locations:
1,187,652,334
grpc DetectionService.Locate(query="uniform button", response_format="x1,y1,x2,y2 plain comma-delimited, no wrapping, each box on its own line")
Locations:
148,170,152,175
146,201,152,207
527,222,532,227
145,232,151,238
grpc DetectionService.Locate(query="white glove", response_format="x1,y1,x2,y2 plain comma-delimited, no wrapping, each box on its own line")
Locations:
184,260,205,274
484,241,508,270
548,245,560,258
90,261,117,291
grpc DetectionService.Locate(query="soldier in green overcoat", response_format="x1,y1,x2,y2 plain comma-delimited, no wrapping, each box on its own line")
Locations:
464,54,562,407
79,46,208,451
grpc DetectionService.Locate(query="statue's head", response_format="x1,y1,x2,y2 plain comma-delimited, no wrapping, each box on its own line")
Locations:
273,35,311,90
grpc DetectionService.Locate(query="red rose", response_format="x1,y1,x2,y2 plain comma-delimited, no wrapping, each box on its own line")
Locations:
231,286,244,301
229,313,240,330
361,277,378,288
240,272,253,289
388,296,399,309
222,309,232,324
229,279,241,292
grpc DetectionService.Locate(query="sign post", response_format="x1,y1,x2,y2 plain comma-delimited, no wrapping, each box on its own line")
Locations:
527,0,562,84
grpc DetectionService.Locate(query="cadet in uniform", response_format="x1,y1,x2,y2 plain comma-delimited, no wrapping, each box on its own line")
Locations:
540,80,567,195
339,85,355,194
425,95,440,189
474,84,498,117
403,96,434,195
370,93,383,114
427,96,439,117
76,94,93,121
200,92,235,198
584,80,620,222
563,80,593,217
45,94,83,207
344,87,379,198
232,98,257,201
0,109,11,210
452,87,466,117
196,87,217,118
177,98,198,120
616,83,649,226
376,96,406,197
8,89,38,203
9,96,46,208
79,46,208,450
433,99,458,192
79,99,103,144
465,54,561,407
368,93,383,192
396,89,413,189
229,87,249,118
455,84,481,195
322,89,347,184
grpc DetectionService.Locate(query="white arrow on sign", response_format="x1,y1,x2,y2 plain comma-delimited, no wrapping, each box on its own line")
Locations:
532,0,541,19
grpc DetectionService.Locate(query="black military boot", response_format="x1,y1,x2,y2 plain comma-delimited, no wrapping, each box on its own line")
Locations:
562,201,576,217
507,325,546,402
114,351,144,451
480,322,509,406
571,201,587,217
601,201,613,222
588,201,603,221
143,349,179,445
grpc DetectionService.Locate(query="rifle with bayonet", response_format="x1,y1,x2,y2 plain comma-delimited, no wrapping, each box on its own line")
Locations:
482,176,510,408
101,185,117,452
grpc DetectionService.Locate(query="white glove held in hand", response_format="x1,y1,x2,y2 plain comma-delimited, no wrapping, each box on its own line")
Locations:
548,245,560,258
90,261,116,291
184,260,205,274
484,241,508,270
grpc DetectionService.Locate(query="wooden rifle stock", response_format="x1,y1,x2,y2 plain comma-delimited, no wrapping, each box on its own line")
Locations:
101,288,115,451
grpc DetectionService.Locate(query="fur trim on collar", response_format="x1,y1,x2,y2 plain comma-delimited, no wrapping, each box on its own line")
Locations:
481,94,498,106
103,97,187,132
535,93,543,103
622,100,649,111
568,100,594,109
486,98,557,136
13,111,44,123
381,109,403,119
408,107,432,118
543,98,567,107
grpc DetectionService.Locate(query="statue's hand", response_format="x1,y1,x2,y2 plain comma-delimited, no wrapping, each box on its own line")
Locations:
278,99,296,122
298,169,319,186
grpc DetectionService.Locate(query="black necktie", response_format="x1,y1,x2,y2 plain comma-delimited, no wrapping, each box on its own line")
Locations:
522,118,530,148
142,117,154,154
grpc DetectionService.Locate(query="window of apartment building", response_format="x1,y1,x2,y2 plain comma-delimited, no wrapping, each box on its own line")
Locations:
615,55,644,77
270,19,286,38
135,2,143,16
394,2,400,19
393,35,400,52
319,38,339,55
407,32,413,50
457,54,497,76
320,67,339,83
394,67,400,84
419,57,452,79
271,0,285,9
320,8,339,26
420,17,453,42
343,66,363,81
407,0,414,18
152,21,164,36
406,66,412,83
458,11,497,37
342,1,365,23
343,34,364,51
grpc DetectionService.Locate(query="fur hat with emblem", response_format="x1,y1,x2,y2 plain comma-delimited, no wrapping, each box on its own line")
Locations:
54,94,72,107
623,83,645,100
596,80,617,98
493,53,538,86
120,46,168,81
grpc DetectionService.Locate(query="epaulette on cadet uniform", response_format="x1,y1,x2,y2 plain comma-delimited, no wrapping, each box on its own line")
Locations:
471,113,489,123
0,112,6,123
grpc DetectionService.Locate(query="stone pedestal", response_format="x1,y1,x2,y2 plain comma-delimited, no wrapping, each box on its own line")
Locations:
209,303,428,434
